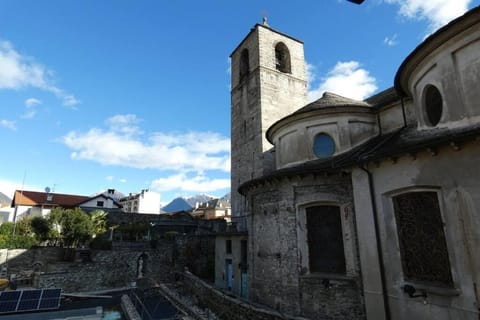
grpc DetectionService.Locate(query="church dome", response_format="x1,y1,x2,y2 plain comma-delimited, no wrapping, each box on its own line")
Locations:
293,92,370,115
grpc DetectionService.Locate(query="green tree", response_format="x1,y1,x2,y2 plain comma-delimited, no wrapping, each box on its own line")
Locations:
90,210,107,237
61,208,94,247
30,216,51,242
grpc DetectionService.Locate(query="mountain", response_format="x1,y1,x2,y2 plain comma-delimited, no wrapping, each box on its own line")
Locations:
185,194,215,208
220,192,231,202
162,197,193,213
0,192,11,208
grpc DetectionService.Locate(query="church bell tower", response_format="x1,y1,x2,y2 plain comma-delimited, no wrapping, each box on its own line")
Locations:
230,20,308,227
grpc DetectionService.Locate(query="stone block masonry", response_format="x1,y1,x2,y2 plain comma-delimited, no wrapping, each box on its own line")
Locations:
182,271,310,320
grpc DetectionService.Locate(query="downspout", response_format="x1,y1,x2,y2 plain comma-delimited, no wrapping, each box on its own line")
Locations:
360,164,391,320
358,97,407,320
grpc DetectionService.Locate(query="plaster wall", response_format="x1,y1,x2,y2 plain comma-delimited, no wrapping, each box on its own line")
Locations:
214,234,248,297
407,24,480,129
272,112,377,169
352,141,480,319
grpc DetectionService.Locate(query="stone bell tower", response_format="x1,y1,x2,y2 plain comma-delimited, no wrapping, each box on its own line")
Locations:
230,20,308,228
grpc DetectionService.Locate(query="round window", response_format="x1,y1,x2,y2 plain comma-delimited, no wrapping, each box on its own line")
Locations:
313,133,335,158
424,85,443,126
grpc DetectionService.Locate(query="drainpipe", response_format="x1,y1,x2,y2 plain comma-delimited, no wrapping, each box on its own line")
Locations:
360,164,391,320
357,97,407,320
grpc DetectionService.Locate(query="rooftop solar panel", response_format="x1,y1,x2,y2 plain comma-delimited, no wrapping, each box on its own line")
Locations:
0,288,61,314
0,291,21,302
0,301,18,313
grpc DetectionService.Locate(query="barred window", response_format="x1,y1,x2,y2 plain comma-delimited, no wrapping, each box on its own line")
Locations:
393,191,453,286
306,205,346,273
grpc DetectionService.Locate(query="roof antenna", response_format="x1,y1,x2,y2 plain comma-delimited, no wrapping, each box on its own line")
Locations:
262,10,268,26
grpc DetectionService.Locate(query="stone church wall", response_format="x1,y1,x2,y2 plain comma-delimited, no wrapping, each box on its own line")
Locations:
246,173,365,319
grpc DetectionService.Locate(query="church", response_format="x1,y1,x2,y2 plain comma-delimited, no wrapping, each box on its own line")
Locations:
217,6,480,320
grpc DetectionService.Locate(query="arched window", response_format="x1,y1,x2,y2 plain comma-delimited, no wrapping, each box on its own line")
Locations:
306,205,346,273
274,42,291,73
239,49,249,80
423,85,443,126
392,191,453,285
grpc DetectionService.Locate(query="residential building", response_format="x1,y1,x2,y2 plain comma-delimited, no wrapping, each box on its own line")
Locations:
10,190,121,219
192,199,231,222
118,189,161,214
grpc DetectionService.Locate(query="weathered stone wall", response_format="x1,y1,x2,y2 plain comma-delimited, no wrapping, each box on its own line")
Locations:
0,247,65,274
174,235,215,282
246,173,365,319
182,271,309,320
39,247,174,292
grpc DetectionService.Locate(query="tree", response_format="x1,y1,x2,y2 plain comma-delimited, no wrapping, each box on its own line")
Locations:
60,208,94,247
46,207,95,247
90,210,107,238
30,216,51,242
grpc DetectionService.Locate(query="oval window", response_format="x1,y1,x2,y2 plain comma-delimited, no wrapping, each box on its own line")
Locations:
424,85,443,126
313,133,335,158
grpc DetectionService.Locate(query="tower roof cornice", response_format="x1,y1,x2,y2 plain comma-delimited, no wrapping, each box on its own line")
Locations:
230,23,303,57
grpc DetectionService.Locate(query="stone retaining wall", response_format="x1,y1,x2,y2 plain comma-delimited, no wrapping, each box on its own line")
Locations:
182,271,309,320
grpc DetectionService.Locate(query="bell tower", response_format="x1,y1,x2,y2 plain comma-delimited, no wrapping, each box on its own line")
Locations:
230,21,308,227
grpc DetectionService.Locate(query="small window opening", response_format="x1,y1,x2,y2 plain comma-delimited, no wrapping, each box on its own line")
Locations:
97,201,104,207
424,85,443,126
226,239,232,254
275,42,291,73
239,49,249,80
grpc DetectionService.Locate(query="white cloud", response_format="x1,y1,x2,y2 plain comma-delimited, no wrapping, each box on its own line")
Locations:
385,0,472,32
106,114,143,136
0,179,41,200
384,34,399,46
151,173,230,193
105,176,114,181
25,98,41,107
0,119,17,131
308,61,377,101
306,62,317,85
119,179,127,183
21,98,42,119
0,40,80,107
61,114,231,173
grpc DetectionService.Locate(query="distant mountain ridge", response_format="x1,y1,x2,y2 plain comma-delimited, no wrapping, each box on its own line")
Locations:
0,192,11,206
162,193,229,213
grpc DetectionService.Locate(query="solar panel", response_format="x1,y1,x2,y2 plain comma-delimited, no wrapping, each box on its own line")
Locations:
0,301,17,313
0,291,20,302
0,288,61,314
42,289,61,299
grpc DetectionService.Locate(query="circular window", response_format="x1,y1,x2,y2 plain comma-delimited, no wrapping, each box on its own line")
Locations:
313,133,335,158
424,85,443,126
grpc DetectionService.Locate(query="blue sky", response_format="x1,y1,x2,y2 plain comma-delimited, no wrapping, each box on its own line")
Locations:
0,0,478,205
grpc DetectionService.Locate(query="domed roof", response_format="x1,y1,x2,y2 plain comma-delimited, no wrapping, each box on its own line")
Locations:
294,92,370,115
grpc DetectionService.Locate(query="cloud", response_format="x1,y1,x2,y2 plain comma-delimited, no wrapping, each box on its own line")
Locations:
105,176,114,181
25,98,41,107
151,173,230,193
0,40,80,107
306,62,317,85
61,114,231,173
308,61,377,101
119,178,127,183
384,34,399,46
21,98,42,119
385,0,472,32
0,119,17,131
0,179,41,200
